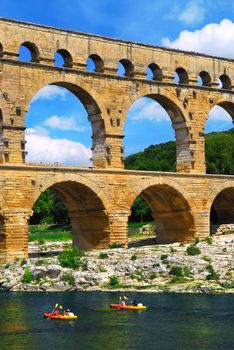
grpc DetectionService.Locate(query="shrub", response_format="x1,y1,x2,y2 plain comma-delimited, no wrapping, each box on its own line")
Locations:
170,247,177,253
22,268,33,283
35,259,47,266
58,247,85,269
108,242,124,249
149,272,156,280
194,237,200,245
81,259,88,271
60,272,75,286
205,236,212,245
169,265,191,277
37,238,45,245
20,259,27,266
131,254,137,261
99,252,109,259
203,256,211,264
170,276,187,284
223,247,227,252
186,245,201,256
160,254,168,260
99,265,107,272
205,264,219,281
108,275,120,287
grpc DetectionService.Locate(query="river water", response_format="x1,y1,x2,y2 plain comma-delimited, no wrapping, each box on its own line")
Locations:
0,292,233,350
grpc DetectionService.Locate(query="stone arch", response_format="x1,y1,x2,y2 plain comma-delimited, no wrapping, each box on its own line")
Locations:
206,182,234,233
127,177,196,243
147,63,162,81
118,59,134,78
175,67,189,84
32,173,112,249
32,173,111,210
19,41,40,63
219,74,232,90
87,54,104,73
24,76,106,118
123,86,193,172
55,49,73,68
199,71,211,86
206,181,234,212
207,99,234,122
23,78,109,168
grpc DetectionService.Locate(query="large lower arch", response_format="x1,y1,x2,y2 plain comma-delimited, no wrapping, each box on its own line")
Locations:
32,174,111,250
123,87,193,173
127,178,196,243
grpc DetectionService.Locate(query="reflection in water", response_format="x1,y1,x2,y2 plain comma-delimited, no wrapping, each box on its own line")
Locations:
0,292,233,350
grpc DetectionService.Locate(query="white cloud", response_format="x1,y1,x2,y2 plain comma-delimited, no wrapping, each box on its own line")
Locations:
43,115,88,132
179,0,205,25
162,19,234,58
25,128,92,166
128,98,170,122
31,85,67,103
208,105,233,122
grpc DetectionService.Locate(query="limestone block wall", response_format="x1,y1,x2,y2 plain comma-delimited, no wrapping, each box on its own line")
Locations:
0,18,233,172
0,165,233,263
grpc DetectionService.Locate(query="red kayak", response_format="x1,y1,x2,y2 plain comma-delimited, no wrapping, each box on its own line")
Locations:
43,312,78,320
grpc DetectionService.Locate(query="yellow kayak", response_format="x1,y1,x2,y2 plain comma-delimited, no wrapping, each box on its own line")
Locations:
110,303,147,310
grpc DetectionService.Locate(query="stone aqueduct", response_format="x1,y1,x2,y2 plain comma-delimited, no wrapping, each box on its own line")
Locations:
0,18,233,263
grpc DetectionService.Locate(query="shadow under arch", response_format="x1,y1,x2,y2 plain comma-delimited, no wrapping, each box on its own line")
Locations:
206,180,234,226
209,186,234,231
32,174,111,250
128,178,196,244
123,87,192,172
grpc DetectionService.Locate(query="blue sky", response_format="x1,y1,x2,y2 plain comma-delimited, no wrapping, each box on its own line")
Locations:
1,0,234,165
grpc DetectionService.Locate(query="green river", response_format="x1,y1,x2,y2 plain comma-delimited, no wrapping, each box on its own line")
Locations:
0,292,233,350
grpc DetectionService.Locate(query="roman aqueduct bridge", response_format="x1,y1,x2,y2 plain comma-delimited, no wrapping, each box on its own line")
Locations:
0,18,233,263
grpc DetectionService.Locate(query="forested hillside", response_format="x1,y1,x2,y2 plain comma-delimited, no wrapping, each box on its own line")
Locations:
125,128,234,175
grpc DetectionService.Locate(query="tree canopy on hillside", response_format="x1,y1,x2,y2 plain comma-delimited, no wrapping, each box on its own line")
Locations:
125,128,234,175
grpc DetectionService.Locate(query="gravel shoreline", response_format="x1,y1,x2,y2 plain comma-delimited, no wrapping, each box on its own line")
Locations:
0,235,233,294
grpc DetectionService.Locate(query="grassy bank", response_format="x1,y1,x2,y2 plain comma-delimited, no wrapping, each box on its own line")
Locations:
29,222,154,242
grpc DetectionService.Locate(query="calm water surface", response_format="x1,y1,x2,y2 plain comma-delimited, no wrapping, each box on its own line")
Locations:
0,292,233,350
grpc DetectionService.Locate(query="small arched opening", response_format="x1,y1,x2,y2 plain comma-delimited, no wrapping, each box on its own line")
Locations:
146,63,162,81
54,49,73,68
198,71,211,86
219,74,232,90
18,42,40,63
86,54,104,73
174,67,189,84
117,59,134,78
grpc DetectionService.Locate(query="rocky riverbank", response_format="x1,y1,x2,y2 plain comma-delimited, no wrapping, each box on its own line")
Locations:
0,234,233,294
